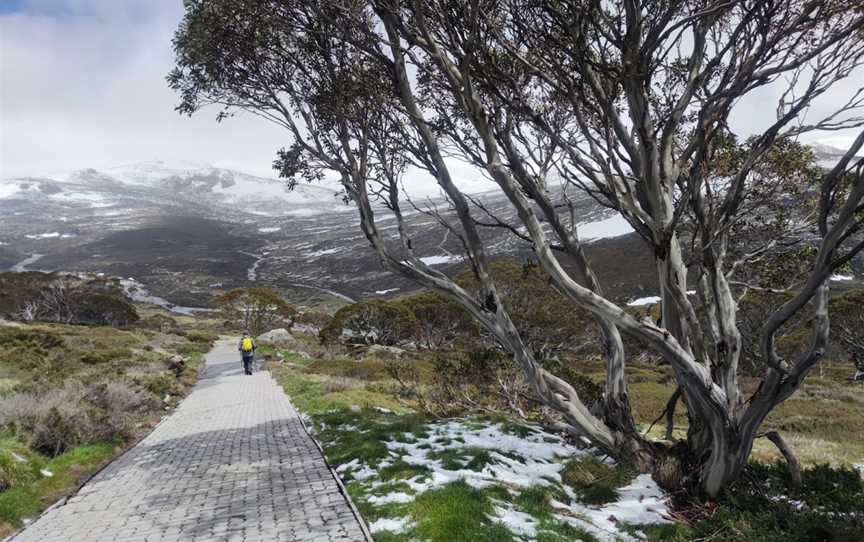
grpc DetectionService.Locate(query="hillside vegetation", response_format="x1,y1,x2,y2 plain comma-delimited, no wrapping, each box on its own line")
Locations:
0,273,219,537
258,272,864,541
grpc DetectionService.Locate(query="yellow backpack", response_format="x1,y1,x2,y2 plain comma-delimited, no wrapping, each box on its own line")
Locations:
241,337,254,352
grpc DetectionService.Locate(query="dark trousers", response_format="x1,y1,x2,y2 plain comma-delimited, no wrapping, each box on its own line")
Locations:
242,355,254,375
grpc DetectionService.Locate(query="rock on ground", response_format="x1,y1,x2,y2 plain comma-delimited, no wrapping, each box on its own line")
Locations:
257,328,294,346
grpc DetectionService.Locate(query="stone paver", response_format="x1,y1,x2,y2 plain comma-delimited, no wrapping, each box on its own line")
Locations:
11,339,367,542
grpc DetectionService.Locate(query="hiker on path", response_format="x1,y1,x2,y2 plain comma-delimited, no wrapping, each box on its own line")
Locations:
238,332,256,375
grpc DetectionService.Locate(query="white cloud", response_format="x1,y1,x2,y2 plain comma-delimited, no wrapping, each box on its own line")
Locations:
1,0,862,186
0,0,288,180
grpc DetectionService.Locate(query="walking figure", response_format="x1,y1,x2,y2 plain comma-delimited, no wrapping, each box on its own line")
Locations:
239,332,256,375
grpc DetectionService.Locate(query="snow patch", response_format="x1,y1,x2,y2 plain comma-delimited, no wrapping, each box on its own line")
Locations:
492,504,538,538
375,288,400,295
258,226,281,233
25,232,61,239
337,419,670,541
367,492,414,505
368,516,413,534
418,254,463,266
306,247,341,257
830,274,854,281
628,296,661,307
379,421,585,496
579,474,669,536
0,182,21,199
579,214,634,241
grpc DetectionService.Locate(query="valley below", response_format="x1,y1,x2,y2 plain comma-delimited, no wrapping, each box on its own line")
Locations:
0,161,666,310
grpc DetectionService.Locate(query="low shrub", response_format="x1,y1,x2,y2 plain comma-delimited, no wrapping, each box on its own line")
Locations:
87,382,158,441
0,380,158,457
78,348,133,365
173,342,210,356
320,300,418,346
139,314,179,332
134,372,184,398
321,376,361,393
295,310,332,332
29,407,83,457
184,331,218,344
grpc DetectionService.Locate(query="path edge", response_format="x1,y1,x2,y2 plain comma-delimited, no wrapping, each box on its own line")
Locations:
2,343,212,542
275,372,375,542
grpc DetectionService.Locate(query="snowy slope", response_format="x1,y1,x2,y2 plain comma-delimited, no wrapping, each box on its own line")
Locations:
0,160,348,217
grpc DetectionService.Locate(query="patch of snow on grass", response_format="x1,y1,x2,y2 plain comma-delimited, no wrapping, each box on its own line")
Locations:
386,421,586,492
25,232,61,239
342,419,670,541
830,274,854,281
375,288,400,295
368,516,413,534
418,254,463,265
579,214,634,241
492,504,538,539
337,459,378,481
628,296,661,307
306,247,341,257
367,492,414,505
258,226,281,233
552,474,670,542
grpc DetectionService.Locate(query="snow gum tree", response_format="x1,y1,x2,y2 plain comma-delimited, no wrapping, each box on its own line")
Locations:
170,0,864,497
217,287,297,337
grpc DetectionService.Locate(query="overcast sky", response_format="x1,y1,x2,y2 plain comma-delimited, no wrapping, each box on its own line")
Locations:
1,0,862,181
0,0,290,179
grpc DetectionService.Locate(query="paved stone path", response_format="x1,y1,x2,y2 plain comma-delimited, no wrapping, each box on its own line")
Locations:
11,339,367,542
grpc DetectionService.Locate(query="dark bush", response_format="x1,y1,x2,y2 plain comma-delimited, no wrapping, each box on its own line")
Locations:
295,310,332,331
398,291,478,349
87,382,158,441
70,292,139,327
457,261,597,360
320,300,418,346
29,406,82,457
0,379,159,457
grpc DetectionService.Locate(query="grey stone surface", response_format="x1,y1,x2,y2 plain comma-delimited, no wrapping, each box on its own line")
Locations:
257,329,294,347
10,339,366,542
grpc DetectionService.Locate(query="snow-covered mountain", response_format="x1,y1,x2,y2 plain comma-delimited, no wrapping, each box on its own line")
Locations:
810,142,863,170
0,160,349,218
2,143,858,309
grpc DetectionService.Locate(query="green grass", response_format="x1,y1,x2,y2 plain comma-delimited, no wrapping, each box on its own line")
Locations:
0,441,117,537
407,481,515,542
426,447,496,472
270,337,864,542
561,455,636,505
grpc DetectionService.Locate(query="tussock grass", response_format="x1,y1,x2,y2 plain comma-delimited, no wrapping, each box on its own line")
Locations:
0,313,216,537
561,456,636,505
